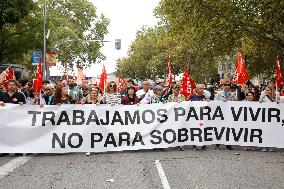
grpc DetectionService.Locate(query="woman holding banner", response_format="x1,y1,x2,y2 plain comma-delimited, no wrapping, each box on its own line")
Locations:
54,86,71,105
168,84,186,151
149,85,166,104
243,91,256,151
85,88,101,104
168,85,186,103
259,85,276,152
121,85,140,105
102,81,121,105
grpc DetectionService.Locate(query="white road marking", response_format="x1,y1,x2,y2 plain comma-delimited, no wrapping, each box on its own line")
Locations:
155,160,171,189
0,155,34,179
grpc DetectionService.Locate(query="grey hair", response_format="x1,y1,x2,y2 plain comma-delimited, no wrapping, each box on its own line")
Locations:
153,85,163,94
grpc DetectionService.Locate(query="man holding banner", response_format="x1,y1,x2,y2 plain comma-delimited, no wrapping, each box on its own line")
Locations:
0,79,26,156
0,80,26,106
214,78,237,150
190,84,209,151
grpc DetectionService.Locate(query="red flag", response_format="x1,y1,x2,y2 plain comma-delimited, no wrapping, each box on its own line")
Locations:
166,52,173,87
276,55,283,90
180,68,195,99
117,76,127,92
66,73,69,85
33,57,43,94
77,68,83,85
232,51,249,86
1,66,16,90
99,64,107,93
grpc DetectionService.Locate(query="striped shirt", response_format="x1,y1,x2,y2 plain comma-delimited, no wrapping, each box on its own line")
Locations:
103,93,122,104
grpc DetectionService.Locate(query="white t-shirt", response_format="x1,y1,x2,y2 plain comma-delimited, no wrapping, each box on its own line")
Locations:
136,89,154,104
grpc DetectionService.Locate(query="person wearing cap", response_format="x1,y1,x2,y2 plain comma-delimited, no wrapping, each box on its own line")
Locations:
215,79,237,102
121,85,140,105
214,78,237,150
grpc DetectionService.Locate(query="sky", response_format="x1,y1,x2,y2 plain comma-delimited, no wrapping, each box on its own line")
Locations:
50,0,160,77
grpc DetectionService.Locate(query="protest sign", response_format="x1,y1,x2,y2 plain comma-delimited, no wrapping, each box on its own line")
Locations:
0,101,283,153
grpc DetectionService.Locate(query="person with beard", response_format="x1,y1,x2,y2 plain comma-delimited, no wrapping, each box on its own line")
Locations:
0,79,26,156
0,80,26,106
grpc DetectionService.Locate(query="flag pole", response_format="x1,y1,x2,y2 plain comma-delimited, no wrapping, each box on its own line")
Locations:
43,0,47,80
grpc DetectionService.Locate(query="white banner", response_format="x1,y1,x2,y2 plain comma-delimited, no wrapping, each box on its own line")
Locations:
0,101,284,153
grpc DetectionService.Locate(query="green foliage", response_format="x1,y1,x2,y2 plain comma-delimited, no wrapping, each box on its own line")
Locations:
116,26,171,80
0,0,39,64
117,0,284,81
46,0,109,70
155,0,284,76
0,0,109,73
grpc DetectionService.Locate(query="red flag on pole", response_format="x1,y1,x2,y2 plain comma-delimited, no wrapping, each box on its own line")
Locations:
66,72,69,86
180,68,195,99
117,76,127,92
232,51,249,86
99,64,107,93
72,73,76,83
0,66,16,90
77,68,83,85
276,55,283,90
33,57,43,94
166,51,173,87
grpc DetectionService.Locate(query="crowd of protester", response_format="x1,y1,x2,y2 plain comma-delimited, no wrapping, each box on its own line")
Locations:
0,77,283,156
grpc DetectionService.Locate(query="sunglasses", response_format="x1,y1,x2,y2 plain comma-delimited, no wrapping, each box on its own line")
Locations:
223,84,230,86
110,84,116,87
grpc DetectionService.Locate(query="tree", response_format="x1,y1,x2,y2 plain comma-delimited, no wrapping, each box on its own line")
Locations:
116,27,171,80
0,0,109,75
116,25,218,82
0,0,40,65
117,0,284,82
45,0,109,70
155,0,284,76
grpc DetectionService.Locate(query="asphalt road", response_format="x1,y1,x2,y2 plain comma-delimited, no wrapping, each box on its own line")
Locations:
0,146,283,189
